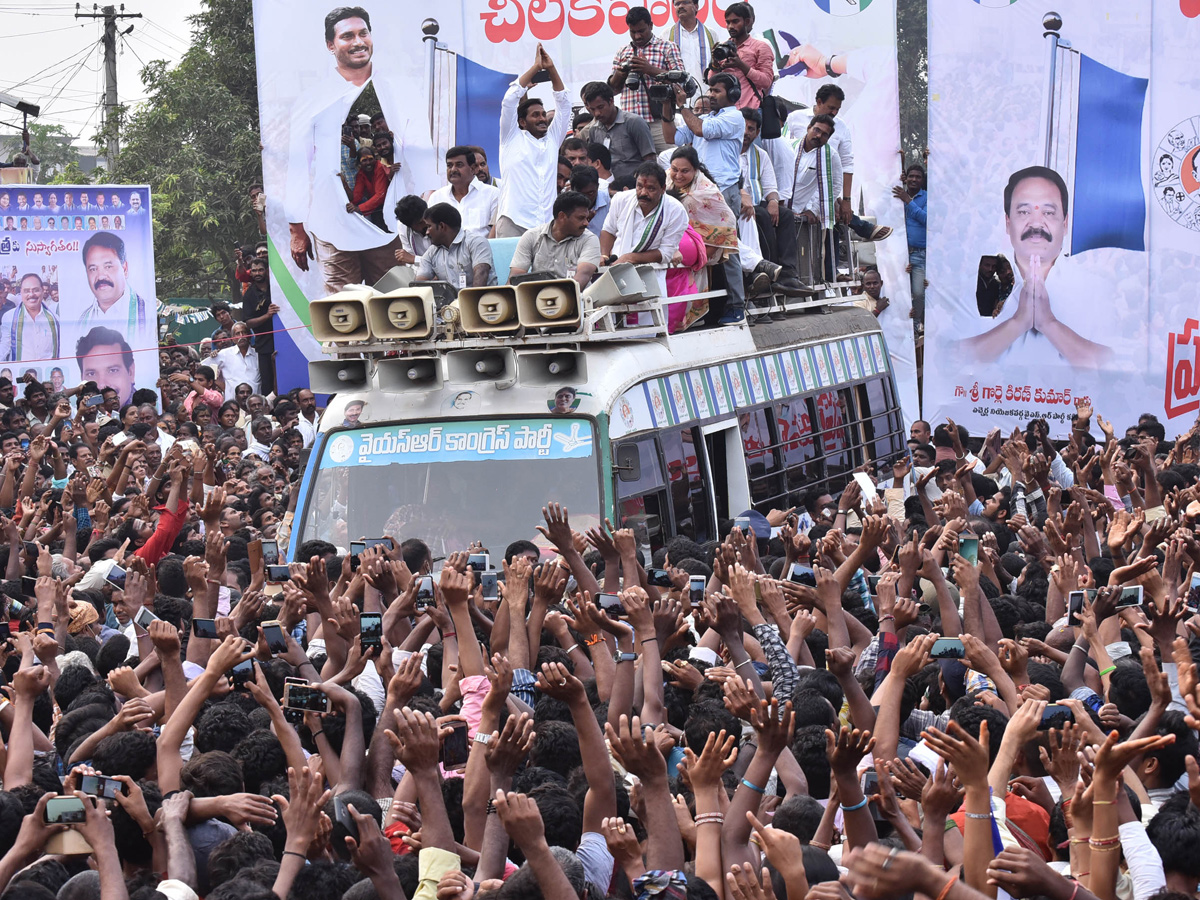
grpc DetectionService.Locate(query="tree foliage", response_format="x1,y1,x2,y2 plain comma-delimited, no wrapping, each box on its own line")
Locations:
896,0,929,169
106,0,262,299
22,123,85,183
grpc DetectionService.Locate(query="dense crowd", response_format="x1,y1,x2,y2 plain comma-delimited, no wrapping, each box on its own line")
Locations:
1,379,1200,900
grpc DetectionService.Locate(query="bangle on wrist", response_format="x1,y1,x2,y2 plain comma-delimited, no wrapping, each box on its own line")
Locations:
283,850,307,861
565,643,579,655
740,778,766,795
935,874,958,900
842,796,869,812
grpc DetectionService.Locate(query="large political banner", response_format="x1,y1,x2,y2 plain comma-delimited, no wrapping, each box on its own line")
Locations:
924,0,1200,438
0,186,158,405
251,0,919,419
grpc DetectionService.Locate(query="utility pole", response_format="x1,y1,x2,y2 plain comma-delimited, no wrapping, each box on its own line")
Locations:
75,3,141,164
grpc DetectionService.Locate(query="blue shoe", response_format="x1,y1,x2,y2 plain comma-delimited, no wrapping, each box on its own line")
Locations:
717,309,746,325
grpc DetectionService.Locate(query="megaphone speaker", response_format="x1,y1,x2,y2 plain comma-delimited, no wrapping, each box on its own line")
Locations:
581,263,648,306
517,350,588,386
446,347,517,385
366,286,436,341
310,290,373,343
377,356,444,393
516,278,581,330
308,358,369,393
458,286,520,335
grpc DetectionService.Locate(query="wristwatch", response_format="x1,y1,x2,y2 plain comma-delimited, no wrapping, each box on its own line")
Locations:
613,651,637,663
473,732,492,746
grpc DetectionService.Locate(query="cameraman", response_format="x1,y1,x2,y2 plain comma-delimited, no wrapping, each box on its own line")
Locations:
709,1,774,110
606,6,685,153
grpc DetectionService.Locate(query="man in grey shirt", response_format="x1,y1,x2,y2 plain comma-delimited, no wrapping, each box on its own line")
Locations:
577,82,656,182
415,203,496,287
508,191,602,289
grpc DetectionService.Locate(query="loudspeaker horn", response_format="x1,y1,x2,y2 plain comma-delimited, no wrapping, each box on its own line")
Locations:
515,278,581,330
365,286,437,341
517,350,588,387
377,356,444,393
581,262,648,306
310,290,373,343
446,347,517,387
458,285,521,335
308,358,369,393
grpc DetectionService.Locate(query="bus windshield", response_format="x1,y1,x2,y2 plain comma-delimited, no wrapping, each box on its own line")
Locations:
298,417,601,559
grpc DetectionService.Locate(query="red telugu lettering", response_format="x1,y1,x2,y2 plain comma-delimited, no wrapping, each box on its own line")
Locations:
607,0,632,34
529,0,565,40
480,0,525,43
1165,318,1200,419
648,0,670,25
567,0,605,35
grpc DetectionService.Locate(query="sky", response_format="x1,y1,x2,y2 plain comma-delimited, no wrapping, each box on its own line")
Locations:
0,0,203,146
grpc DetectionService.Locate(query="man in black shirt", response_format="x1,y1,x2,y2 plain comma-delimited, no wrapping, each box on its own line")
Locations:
241,257,280,395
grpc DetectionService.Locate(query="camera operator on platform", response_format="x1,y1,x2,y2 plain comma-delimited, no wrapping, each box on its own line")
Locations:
607,6,685,153
709,1,774,110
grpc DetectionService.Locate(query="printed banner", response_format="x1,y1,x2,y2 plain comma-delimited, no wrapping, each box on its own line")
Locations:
0,186,158,404
322,417,595,466
251,0,918,419
924,1,1200,438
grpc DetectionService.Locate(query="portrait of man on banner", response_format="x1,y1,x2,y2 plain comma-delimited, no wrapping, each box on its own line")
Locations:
284,5,428,296
960,166,1112,370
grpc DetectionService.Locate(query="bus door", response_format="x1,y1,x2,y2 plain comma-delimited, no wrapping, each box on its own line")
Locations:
700,419,751,524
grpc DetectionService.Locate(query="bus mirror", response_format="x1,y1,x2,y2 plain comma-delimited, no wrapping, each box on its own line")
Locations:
446,348,517,387
377,356,444,393
614,444,642,483
308,358,369,393
583,263,648,307
366,286,436,340
516,279,581,330
517,350,587,387
459,286,520,335
310,290,373,343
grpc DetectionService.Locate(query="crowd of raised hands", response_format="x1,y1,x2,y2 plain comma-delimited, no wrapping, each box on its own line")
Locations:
6,403,1200,900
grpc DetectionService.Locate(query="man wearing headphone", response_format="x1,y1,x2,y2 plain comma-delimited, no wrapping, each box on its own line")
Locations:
666,73,747,325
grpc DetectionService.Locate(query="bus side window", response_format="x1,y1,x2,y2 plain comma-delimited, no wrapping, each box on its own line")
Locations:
738,409,783,507
659,428,713,543
775,400,818,502
615,438,669,551
857,377,904,463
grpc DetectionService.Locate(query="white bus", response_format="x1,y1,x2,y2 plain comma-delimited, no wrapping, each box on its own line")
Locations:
290,275,904,558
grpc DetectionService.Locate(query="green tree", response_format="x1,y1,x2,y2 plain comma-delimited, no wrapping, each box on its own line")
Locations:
896,0,928,170
22,123,84,183
104,0,262,299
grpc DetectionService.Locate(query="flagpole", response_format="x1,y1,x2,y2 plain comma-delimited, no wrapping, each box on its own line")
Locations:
422,18,440,140
1040,12,1063,168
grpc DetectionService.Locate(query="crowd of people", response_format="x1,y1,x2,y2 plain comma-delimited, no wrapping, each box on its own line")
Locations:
314,0,920,330
1,346,1200,900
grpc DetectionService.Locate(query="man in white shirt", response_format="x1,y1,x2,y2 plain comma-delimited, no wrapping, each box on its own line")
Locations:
961,166,1111,369
284,8,430,294
75,231,156,353
789,114,842,282
660,0,719,90
214,323,261,400
740,108,802,293
495,44,571,238
1,273,60,363
427,147,500,240
600,162,690,298
295,388,319,448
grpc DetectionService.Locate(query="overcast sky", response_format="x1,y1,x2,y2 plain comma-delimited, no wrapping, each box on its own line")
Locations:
0,0,203,145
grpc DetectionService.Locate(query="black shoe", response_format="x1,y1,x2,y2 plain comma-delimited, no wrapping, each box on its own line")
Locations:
754,260,782,282
777,278,806,297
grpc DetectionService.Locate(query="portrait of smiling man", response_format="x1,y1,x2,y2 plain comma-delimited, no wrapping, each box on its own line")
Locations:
960,165,1112,369
74,231,156,353
285,5,428,294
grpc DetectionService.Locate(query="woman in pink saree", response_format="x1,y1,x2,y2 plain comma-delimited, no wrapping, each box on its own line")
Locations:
664,146,738,332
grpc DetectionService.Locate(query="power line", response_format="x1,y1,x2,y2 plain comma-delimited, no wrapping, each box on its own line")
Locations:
0,23,82,39
142,16,188,47
120,33,149,71
41,41,100,116
3,40,98,93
